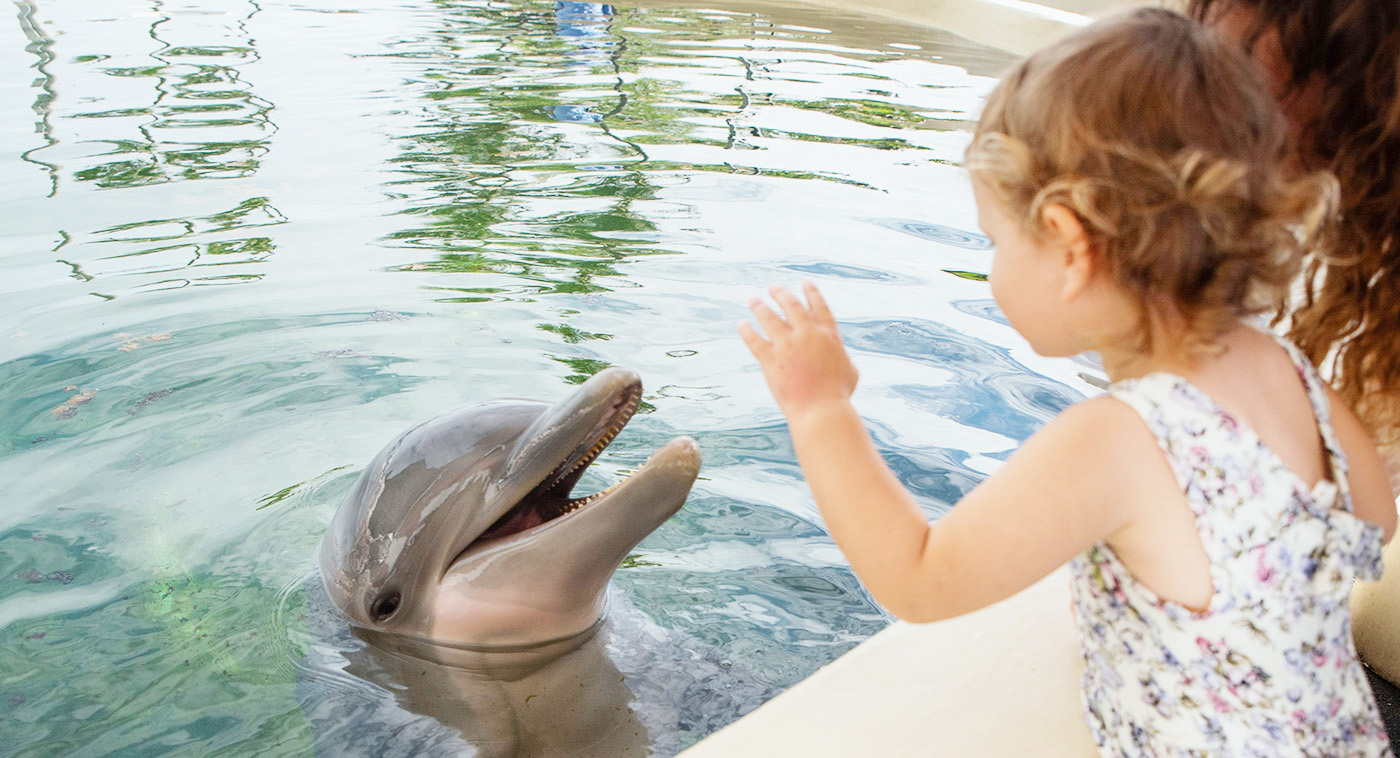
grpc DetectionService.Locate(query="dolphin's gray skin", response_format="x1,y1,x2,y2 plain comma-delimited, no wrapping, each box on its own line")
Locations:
319,366,701,649
312,367,712,756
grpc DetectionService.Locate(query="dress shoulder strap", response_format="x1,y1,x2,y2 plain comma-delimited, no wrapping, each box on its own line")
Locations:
1271,335,1387,580
1106,373,1206,497
1272,335,1352,497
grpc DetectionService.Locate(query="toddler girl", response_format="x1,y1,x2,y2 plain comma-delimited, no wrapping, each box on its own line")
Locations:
739,9,1397,756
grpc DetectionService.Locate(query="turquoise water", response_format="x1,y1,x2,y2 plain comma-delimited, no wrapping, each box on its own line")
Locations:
0,0,1098,754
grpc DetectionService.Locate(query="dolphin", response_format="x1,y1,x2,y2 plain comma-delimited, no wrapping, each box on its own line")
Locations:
318,366,701,653
308,367,715,756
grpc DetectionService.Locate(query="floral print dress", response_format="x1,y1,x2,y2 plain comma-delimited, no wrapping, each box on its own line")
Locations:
1070,338,1392,757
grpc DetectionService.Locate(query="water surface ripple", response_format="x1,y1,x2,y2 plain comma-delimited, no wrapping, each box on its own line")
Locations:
0,0,1101,754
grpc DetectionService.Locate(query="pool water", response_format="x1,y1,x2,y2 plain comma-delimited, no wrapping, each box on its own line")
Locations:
0,0,1099,754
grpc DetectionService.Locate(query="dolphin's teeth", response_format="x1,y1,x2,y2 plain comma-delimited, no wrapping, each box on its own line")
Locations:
540,385,642,510
559,476,627,515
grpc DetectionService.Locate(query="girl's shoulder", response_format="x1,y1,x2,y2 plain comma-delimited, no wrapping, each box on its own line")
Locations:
1034,394,1181,499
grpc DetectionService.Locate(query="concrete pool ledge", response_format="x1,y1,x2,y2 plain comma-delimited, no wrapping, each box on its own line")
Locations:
629,0,1095,57
679,569,1096,757
782,0,1090,56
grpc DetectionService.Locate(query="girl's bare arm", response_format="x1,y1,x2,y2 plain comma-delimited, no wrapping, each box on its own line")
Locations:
740,282,1153,622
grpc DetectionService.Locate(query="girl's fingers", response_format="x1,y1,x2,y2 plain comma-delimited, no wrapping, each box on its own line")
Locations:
801,280,834,325
748,296,789,337
769,285,810,327
737,320,769,359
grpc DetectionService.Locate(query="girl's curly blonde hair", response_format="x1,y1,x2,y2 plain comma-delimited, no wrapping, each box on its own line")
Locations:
965,8,1335,356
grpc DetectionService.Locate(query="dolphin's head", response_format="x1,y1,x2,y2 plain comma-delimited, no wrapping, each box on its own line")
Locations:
318,367,701,648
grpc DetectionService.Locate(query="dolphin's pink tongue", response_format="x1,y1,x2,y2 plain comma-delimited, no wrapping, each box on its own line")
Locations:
475,505,546,544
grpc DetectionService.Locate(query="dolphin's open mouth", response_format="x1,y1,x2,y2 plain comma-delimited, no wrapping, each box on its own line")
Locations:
467,381,644,548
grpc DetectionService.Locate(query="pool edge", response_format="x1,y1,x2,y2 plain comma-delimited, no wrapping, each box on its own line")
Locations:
676,569,1097,757
778,0,1090,56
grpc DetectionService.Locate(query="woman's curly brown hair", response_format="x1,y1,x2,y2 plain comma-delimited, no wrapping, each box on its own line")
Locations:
966,8,1334,358
1188,0,1400,443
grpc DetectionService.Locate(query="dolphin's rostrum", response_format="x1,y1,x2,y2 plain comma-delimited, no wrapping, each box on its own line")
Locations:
318,366,702,652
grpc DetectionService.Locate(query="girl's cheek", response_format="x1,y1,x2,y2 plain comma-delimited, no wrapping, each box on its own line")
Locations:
987,252,1008,308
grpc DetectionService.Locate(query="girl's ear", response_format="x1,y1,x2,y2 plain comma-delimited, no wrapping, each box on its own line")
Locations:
1039,203,1095,303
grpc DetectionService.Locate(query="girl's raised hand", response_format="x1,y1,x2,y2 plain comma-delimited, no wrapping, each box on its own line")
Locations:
738,281,858,420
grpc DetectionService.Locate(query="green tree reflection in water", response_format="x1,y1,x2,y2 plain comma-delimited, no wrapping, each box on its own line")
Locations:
383,0,985,323
387,1,659,308
56,0,283,294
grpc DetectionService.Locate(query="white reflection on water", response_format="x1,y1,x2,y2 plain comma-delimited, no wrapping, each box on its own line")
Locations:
0,1,1103,754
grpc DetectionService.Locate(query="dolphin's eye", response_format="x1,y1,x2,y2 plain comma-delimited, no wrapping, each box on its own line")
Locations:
371,591,401,621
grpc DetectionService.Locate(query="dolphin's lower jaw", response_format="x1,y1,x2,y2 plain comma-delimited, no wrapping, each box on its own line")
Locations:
432,435,702,647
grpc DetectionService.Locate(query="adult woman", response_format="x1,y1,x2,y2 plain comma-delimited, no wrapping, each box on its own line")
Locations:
1187,0,1400,684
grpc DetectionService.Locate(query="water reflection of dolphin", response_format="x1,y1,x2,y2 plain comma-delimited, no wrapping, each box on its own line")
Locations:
310,367,721,756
